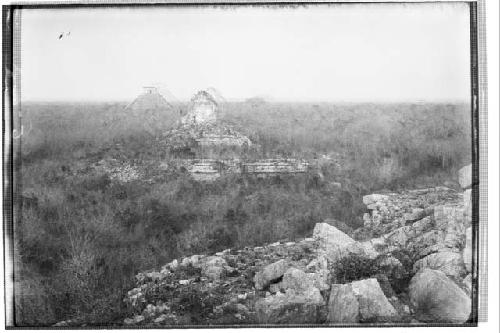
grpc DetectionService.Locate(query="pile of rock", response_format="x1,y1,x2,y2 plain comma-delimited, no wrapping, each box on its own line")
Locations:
359,165,473,323
122,222,404,325
407,164,473,323
122,164,474,326
360,187,461,238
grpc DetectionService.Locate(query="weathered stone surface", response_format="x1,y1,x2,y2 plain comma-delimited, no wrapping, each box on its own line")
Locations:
181,90,219,125
360,236,387,256
313,223,364,262
282,268,313,293
181,254,203,268
306,255,328,272
327,284,359,323
411,216,435,235
408,230,443,260
327,278,398,323
361,187,460,238
255,288,325,324
458,164,472,189
200,256,227,281
351,278,398,322
385,226,412,247
358,219,442,263
413,251,466,278
254,259,288,290
463,189,472,222
463,227,472,272
409,269,471,323
269,282,284,294
404,208,426,223
437,206,466,250
308,269,330,292
363,194,389,206
383,217,434,253
434,205,465,230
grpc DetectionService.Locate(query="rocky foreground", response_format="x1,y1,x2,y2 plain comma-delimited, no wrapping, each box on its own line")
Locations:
121,165,474,326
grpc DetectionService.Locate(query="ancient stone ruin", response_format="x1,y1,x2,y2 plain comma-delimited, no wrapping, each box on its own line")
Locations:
181,90,219,125
126,86,173,115
122,165,474,326
185,159,310,181
163,89,309,181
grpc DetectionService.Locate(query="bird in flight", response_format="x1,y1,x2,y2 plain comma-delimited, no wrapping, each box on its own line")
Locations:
58,31,71,40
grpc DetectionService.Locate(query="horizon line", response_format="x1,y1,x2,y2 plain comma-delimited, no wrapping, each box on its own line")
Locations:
18,98,471,104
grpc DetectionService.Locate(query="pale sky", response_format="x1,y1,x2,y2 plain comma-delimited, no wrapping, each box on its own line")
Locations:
20,3,471,102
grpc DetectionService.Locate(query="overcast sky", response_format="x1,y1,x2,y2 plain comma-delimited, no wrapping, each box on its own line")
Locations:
20,3,471,102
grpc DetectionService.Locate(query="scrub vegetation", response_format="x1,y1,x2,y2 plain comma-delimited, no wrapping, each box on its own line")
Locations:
13,101,470,325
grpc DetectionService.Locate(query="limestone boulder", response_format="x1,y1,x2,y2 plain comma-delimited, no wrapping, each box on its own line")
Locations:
327,284,359,323
409,268,471,323
411,216,435,235
413,251,466,278
458,164,472,189
200,256,227,281
351,278,398,322
407,230,443,260
327,278,397,323
432,205,467,251
269,282,284,294
306,255,328,272
282,268,314,293
404,208,426,223
313,223,365,263
308,269,330,292
362,194,389,206
280,267,330,293
255,288,325,324
254,259,288,290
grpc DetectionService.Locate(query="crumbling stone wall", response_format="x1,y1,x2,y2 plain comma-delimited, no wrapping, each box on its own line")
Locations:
182,159,310,181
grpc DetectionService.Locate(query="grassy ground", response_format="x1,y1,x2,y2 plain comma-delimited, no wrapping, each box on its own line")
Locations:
13,101,471,326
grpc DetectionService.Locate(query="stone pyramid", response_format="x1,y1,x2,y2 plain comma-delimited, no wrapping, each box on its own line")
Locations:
125,86,173,115
120,86,180,135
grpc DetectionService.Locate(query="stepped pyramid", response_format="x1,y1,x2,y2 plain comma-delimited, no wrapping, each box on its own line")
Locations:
125,86,174,115
117,86,180,135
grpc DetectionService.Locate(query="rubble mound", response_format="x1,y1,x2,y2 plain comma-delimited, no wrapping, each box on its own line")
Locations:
163,122,253,158
121,164,473,326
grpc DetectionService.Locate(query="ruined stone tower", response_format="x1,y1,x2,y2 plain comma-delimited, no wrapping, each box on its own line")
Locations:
181,90,219,125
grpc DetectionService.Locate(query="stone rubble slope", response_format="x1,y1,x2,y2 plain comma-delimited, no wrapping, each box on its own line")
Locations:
122,164,473,326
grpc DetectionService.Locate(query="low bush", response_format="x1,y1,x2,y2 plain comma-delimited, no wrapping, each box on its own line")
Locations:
331,253,379,284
